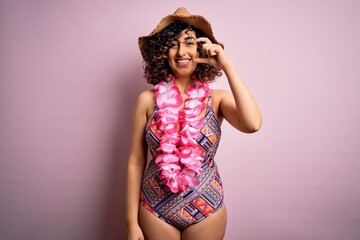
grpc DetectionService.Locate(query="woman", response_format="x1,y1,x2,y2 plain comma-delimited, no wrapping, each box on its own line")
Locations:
126,7,262,240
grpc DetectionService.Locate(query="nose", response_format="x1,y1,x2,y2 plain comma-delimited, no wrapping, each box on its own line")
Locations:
176,43,186,56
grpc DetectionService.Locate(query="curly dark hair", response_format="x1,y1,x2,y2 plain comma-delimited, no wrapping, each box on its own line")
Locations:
141,21,222,85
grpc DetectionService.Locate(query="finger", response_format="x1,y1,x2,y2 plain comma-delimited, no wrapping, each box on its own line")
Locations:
202,44,215,55
196,37,212,44
202,45,219,56
202,43,220,51
193,57,210,64
208,45,222,56
202,46,210,55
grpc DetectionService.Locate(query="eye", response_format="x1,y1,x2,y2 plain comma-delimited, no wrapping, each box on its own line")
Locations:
169,41,179,49
185,40,195,46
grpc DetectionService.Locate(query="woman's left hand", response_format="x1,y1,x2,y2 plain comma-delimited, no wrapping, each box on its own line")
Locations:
194,37,230,69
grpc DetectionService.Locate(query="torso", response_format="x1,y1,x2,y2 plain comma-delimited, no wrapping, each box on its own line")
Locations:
139,87,225,230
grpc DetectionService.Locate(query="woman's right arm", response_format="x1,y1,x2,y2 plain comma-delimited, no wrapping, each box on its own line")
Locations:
126,91,151,240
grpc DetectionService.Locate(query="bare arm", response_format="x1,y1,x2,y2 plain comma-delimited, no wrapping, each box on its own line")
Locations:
219,63,262,133
126,91,151,239
195,37,262,133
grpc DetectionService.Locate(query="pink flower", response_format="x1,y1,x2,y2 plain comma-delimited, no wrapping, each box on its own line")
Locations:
177,169,201,192
155,153,179,165
164,123,177,135
179,147,203,174
162,134,180,145
163,175,180,193
158,163,181,176
184,163,203,175
179,150,203,167
157,143,178,154
185,80,210,102
156,85,182,109
158,162,182,193
197,86,211,102
186,100,197,108
180,153,203,166
179,147,192,158
180,124,199,139
154,78,210,193
157,108,178,122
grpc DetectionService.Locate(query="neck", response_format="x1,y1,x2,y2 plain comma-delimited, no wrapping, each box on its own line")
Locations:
173,77,193,93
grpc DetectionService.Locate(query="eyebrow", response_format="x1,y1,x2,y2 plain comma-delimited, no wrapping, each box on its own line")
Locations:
173,36,195,43
184,36,195,40
173,33,196,43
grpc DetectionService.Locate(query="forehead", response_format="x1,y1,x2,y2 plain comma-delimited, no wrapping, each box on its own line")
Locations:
176,29,196,40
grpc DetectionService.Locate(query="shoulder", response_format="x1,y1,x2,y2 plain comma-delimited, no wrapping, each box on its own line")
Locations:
211,88,230,95
134,89,156,119
208,88,231,120
210,88,233,116
136,89,155,103
210,88,232,102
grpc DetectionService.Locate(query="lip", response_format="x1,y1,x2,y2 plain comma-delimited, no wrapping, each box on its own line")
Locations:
175,58,191,67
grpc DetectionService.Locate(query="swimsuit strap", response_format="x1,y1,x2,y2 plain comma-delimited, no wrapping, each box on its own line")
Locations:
207,94,213,109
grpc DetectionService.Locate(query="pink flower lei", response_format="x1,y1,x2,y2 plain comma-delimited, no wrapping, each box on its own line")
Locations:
154,77,211,193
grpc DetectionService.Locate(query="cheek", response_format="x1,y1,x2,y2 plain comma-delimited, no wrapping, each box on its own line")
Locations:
168,48,176,57
192,49,200,58
167,52,176,70
167,51,176,63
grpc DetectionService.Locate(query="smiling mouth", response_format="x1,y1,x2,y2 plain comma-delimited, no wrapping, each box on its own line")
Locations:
176,59,190,66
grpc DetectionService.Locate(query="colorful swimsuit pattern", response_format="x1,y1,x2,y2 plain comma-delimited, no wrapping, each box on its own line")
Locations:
140,95,224,230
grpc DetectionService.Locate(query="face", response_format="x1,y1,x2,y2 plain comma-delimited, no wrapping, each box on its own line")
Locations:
167,29,198,79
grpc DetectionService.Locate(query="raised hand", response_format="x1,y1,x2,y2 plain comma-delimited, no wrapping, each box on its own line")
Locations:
194,37,230,69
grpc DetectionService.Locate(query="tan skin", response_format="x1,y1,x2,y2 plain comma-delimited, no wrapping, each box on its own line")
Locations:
126,29,262,240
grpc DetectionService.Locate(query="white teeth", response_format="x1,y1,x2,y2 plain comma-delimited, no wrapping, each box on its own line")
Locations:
177,60,190,64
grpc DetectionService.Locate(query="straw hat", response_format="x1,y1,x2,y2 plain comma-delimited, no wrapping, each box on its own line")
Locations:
138,7,223,60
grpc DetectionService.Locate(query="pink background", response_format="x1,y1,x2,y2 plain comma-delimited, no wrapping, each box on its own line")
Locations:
1,0,360,239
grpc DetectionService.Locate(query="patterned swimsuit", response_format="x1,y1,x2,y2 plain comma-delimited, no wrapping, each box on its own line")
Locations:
140,94,224,230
